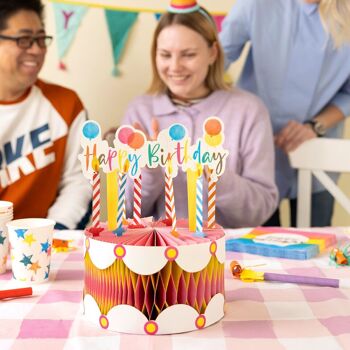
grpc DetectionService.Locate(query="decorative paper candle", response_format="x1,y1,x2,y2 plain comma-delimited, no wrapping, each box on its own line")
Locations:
195,164,205,237
122,160,130,224
91,157,100,228
115,161,129,236
207,168,217,228
165,169,172,222
165,158,178,235
187,168,197,232
106,170,118,231
133,174,142,225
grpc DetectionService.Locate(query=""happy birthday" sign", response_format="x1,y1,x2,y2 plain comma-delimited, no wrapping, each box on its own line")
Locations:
79,117,228,181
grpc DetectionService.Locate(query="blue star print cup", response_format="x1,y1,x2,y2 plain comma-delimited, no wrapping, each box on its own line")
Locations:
0,201,13,274
7,218,55,283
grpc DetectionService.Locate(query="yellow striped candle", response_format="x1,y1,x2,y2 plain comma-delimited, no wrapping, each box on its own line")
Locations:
107,170,118,230
187,168,198,232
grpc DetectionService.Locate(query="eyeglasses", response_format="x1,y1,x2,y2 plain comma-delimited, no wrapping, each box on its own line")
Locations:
0,34,53,49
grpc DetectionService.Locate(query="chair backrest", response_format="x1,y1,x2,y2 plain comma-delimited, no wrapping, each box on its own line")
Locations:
288,138,350,227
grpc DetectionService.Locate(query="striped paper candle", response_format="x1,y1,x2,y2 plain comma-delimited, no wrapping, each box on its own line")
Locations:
195,165,204,237
121,160,130,224
165,170,172,222
116,171,127,235
207,168,217,228
122,196,126,223
165,159,178,235
91,157,100,228
106,170,118,231
171,193,177,235
133,174,142,225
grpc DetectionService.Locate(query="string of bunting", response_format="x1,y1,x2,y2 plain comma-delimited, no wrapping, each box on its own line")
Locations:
48,0,226,74
48,0,226,15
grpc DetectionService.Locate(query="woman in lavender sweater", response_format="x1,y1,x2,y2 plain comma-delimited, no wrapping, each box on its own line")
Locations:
122,3,278,228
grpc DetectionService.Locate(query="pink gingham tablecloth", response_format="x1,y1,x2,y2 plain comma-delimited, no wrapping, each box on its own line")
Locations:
0,228,350,350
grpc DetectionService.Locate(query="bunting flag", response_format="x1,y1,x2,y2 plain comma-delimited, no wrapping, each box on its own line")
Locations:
213,15,225,32
154,13,162,21
104,10,139,76
49,1,226,76
53,3,88,70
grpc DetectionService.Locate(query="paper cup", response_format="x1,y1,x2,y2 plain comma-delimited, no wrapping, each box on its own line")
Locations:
0,224,9,274
0,202,13,274
7,218,55,283
0,201,13,214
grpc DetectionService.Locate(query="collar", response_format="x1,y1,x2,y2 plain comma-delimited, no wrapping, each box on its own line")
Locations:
153,94,178,116
301,2,318,16
0,87,31,105
152,90,224,117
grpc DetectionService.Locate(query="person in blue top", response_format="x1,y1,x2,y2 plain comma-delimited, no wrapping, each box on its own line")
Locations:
220,0,350,226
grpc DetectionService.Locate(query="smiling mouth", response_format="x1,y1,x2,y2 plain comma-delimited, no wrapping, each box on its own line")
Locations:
22,61,39,67
168,75,189,82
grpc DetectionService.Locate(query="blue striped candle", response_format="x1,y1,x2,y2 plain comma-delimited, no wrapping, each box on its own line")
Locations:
114,172,127,236
194,165,205,237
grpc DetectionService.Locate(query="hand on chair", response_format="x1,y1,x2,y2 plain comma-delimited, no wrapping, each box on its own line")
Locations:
274,120,317,153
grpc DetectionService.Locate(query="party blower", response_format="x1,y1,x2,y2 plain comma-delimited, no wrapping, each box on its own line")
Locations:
230,261,350,289
0,287,33,300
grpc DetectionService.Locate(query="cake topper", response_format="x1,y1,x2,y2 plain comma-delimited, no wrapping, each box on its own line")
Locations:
79,118,229,234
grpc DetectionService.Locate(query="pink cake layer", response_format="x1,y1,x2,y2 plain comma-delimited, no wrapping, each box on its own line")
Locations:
85,218,225,246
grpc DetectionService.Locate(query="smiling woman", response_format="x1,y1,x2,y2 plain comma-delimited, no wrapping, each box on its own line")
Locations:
154,24,217,100
120,0,278,228
148,6,228,99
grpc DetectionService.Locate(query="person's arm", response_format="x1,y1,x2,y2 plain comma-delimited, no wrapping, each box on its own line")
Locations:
326,77,350,121
219,0,252,69
216,98,278,227
47,110,92,229
275,77,350,153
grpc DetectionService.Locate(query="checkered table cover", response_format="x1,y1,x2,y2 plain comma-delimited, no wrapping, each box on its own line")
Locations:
1,228,350,350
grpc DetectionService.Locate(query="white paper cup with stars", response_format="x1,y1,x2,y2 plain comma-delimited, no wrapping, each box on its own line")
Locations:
0,226,9,274
7,218,55,283
0,201,13,274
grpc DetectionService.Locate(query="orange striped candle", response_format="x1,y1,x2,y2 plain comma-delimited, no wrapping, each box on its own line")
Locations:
165,159,178,235
165,170,172,222
207,169,217,228
133,174,142,225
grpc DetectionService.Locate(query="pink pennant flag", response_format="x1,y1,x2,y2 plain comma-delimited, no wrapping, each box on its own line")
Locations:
213,15,225,32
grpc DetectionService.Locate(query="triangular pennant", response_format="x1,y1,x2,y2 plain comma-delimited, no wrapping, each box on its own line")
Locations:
213,15,225,32
154,13,162,21
104,10,138,76
53,3,88,68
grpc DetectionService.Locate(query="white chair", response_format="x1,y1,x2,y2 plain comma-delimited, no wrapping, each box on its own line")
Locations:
288,138,350,227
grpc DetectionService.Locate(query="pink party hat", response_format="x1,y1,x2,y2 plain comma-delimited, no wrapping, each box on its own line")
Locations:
168,0,200,13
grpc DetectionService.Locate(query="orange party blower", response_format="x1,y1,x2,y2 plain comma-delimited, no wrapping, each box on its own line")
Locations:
0,287,33,300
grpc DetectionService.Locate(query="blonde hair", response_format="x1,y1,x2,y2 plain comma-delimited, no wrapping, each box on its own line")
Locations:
319,0,350,48
147,8,230,95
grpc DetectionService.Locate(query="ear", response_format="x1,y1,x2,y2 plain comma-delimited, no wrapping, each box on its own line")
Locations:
209,41,219,64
